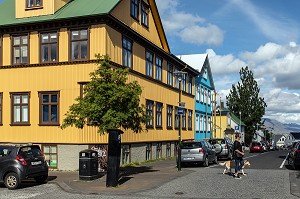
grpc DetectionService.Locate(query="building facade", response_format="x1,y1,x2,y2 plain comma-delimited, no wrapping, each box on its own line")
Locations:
0,0,199,170
177,54,215,140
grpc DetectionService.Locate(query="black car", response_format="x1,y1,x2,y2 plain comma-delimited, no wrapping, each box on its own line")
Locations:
0,145,48,189
288,141,300,170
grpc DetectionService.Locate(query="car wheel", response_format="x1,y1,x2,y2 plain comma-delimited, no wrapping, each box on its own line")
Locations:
203,156,209,167
35,175,48,184
4,172,20,190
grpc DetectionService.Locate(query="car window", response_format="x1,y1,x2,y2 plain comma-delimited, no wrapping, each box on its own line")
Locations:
0,147,13,157
182,142,202,149
209,139,224,145
19,146,42,159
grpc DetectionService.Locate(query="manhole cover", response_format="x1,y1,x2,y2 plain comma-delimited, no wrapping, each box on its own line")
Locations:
175,192,184,195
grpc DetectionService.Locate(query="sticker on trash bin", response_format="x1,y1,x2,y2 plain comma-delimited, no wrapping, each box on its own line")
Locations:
92,153,96,157
81,153,86,157
118,135,120,141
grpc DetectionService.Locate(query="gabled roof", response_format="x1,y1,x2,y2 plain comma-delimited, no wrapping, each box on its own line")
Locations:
0,0,121,26
176,54,215,90
291,132,300,140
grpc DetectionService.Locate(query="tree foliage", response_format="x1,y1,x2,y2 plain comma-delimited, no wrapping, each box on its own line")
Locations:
61,54,149,134
226,66,267,143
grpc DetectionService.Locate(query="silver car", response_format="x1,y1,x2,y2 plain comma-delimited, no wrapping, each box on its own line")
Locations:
208,137,234,160
180,140,218,167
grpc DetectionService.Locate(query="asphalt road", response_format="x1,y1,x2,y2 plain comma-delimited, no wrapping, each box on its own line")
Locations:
0,150,299,199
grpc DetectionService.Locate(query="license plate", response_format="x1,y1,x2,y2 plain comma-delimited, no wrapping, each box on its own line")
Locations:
184,157,194,160
31,161,42,165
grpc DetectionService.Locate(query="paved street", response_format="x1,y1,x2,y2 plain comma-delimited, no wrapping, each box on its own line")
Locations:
0,150,299,199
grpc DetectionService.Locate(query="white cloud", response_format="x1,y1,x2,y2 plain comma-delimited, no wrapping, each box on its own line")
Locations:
156,0,224,46
229,0,299,43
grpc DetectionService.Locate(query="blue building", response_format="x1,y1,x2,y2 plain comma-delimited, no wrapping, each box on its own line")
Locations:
177,54,215,140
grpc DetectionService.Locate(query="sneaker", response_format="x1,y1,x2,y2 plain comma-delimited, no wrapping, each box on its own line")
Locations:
234,175,242,179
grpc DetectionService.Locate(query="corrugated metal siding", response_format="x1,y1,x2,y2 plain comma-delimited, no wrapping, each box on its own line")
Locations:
2,34,10,66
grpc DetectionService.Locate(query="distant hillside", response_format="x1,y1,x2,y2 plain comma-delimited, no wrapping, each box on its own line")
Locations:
262,118,299,135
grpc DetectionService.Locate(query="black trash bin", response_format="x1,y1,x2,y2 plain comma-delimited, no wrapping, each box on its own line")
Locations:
79,149,98,180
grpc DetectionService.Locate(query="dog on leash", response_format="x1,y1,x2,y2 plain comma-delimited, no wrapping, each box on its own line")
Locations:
219,159,251,176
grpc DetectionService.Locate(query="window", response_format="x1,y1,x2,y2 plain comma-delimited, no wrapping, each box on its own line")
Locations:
182,109,186,129
195,114,199,131
200,115,203,131
208,117,211,131
11,92,30,125
196,86,200,101
146,143,152,160
0,92,2,125
122,37,133,67
188,76,192,94
174,67,179,89
43,145,57,168
39,91,59,125
13,35,28,64
200,87,204,103
208,91,211,105
175,107,179,129
141,2,149,27
121,145,131,164
182,73,186,92
188,110,192,130
156,143,162,159
41,33,57,62
204,116,207,131
146,51,153,77
131,0,139,20
26,0,42,8
156,102,162,128
155,56,162,81
70,29,88,60
167,63,173,86
167,105,173,129
146,100,153,128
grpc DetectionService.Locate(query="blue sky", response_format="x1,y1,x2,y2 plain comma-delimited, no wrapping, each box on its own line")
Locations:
156,0,300,125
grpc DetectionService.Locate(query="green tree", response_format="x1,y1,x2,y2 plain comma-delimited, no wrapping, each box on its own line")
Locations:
226,66,267,144
61,54,149,134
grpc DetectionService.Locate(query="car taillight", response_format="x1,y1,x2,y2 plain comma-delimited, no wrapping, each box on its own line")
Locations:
199,148,204,153
16,155,27,166
296,150,300,153
225,144,229,149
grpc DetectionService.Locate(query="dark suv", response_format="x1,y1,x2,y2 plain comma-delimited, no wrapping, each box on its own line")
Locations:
0,145,48,189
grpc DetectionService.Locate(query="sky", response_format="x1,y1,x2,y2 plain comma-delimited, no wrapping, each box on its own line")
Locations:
156,0,300,125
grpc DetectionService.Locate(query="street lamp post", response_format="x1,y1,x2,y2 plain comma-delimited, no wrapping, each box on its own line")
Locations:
174,71,186,171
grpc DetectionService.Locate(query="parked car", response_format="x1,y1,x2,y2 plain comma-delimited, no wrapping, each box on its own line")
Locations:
260,142,269,152
208,137,234,160
250,142,263,153
288,141,300,170
180,140,218,167
0,145,48,189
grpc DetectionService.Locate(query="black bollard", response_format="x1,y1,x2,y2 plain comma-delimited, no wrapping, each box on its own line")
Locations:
106,129,124,187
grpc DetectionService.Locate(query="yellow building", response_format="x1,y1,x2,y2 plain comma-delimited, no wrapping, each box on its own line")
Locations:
213,104,245,142
0,0,198,170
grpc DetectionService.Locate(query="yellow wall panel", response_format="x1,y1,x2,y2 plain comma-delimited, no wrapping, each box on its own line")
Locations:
54,0,70,12
59,28,68,62
2,34,10,66
105,26,122,64
30,32,39,64
90,25,106,59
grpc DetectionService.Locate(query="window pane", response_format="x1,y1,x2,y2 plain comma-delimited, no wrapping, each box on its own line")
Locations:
50,44,56,61
21,46,28,63
22,95,28,103
80,41,87,59
80,30,87,39
50,33,57,42
14,106,20,122
51,146,57,153
14,47,20,63
14,37,20,45
14,96,21,104
43,95,49,103
72,41,79,59
44,146,50,153
43,105,49,122
42,34,49,43
72,31,79,40
41,44,48,62
51,94,57,102
22,36,28,45
51,105,57,122
22,106,28,122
